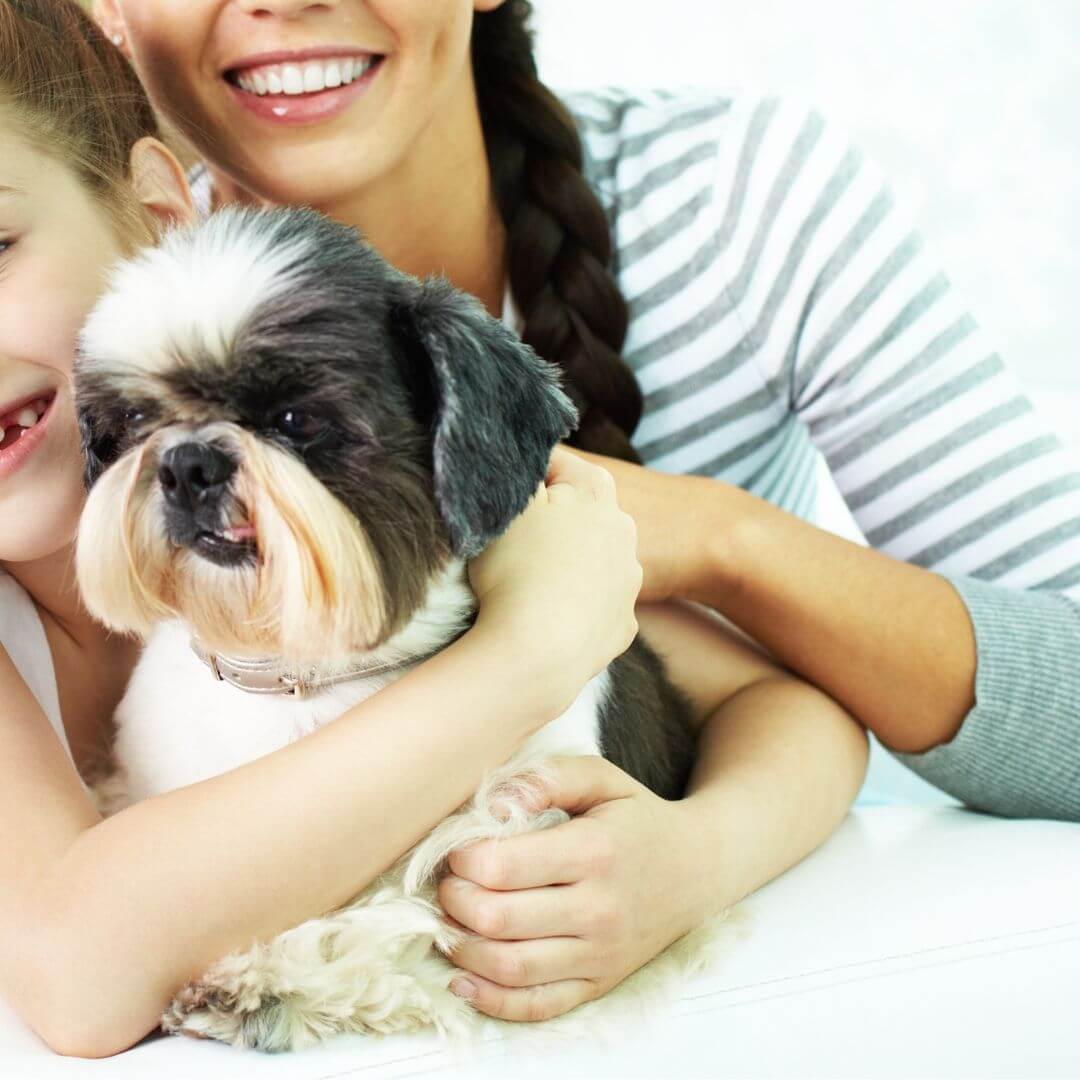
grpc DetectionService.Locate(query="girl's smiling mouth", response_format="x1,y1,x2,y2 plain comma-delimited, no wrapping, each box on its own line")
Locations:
223,48,386,126
0,390,57,480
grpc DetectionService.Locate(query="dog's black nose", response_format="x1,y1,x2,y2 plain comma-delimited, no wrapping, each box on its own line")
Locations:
158,442,235,511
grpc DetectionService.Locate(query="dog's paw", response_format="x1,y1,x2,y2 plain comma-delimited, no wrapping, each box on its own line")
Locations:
162,979,239,1043
165,979,299,1051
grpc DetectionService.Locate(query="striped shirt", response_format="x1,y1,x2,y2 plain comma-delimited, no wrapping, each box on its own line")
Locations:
570,89,1080,819
191,89,1080,819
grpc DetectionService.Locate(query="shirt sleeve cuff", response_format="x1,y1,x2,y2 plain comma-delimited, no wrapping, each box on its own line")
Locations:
891,575,1080,821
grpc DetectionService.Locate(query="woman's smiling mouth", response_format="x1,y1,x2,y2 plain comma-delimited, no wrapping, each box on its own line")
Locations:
224,48,385,126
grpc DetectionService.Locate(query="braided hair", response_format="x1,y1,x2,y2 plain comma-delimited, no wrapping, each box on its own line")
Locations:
472,1,643,462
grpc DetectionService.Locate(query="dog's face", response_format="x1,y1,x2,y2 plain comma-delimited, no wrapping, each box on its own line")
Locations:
74,208,575,662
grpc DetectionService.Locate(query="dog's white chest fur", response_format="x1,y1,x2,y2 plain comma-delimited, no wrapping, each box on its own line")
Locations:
103,568,620,1050
116,618,606,801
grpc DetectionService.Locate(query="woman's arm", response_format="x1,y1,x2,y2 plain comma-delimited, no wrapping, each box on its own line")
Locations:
0,451,642,1057
440,601,868,1021
577,456,977,752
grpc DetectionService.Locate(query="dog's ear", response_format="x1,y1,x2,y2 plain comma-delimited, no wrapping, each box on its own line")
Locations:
394,279,578,558
78,409,118,490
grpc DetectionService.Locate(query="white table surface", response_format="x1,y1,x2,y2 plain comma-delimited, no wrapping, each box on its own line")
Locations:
4,805,1078,1079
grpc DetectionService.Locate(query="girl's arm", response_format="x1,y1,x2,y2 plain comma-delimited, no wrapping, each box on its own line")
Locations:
0,451,641,1058
440,600,868,1021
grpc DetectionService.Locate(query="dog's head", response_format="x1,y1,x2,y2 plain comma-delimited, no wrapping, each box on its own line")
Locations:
75,208,576,662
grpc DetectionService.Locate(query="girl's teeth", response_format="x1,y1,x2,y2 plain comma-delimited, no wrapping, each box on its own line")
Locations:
266,69,283,94
15,408,37,428
324,60,342,88
252,71,268,95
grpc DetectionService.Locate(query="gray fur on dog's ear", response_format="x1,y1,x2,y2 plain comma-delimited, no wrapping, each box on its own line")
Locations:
396,279,578,558
78,409,116,491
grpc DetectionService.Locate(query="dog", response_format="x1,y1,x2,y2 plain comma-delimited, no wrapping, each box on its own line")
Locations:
74,208,718,1051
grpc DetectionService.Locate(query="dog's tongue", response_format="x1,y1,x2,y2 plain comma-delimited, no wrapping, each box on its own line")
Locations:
225,523,257,542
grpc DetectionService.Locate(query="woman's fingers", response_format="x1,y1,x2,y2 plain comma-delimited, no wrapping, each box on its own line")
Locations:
536,755,643,815
438,875,592,940
449,972,600,1023
446,778,636,891
447,830,588,890
546,445,617,503
450,934,597,989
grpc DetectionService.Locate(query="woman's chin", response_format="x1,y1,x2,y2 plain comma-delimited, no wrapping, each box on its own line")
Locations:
226,143,401,211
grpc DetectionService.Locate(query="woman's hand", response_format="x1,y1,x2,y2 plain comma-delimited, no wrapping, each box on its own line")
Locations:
563,447,734,604
438,756,710,1022
468,448,643,707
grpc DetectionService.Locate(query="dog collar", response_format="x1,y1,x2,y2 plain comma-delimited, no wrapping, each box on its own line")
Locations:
190,638,410,698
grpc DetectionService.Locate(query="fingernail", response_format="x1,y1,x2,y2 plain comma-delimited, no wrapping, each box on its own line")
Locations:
450,977,478,1001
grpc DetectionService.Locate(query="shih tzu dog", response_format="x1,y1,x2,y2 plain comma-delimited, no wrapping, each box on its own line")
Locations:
74,208,722,1051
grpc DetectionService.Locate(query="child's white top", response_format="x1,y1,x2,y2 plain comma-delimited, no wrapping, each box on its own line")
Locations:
0,568,74,762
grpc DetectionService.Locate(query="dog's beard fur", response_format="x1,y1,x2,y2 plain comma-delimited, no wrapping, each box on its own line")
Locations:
77,422,389,663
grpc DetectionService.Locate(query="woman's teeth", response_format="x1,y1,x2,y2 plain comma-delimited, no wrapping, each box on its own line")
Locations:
233,56,379,97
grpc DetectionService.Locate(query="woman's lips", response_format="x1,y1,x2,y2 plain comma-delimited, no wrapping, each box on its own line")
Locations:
0,391,58,482
225,55,384,126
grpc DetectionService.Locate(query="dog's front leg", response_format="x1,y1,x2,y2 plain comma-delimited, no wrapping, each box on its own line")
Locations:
163,875,479,1050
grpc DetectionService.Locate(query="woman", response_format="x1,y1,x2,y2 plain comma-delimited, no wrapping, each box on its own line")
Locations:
0,0,865,1055
92,0,1080,1021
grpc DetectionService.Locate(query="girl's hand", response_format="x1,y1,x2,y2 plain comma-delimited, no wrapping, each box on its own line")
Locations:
438,757,709,1022
562,447,731,604
468,448,642,705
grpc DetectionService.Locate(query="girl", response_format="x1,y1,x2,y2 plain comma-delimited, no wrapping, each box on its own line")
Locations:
0,0,866,1055
91,0,1080,1023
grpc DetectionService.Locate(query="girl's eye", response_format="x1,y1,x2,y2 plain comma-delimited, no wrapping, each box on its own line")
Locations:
274,408,323,442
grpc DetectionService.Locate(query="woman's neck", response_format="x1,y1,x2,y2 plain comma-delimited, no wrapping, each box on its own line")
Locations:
212,77,508,317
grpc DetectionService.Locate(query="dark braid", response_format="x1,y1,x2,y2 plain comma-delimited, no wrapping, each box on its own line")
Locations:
472,1,643,462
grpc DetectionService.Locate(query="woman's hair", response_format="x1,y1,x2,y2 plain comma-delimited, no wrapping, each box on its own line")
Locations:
0,0,159,241
472,1,643,462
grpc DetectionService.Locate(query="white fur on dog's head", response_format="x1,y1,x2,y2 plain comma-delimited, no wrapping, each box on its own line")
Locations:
75,208,576,664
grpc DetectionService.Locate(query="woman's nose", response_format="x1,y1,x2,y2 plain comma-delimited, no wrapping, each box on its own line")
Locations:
236,0,340,17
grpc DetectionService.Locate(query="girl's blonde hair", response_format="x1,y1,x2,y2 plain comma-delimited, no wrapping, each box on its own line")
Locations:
0,0,159,241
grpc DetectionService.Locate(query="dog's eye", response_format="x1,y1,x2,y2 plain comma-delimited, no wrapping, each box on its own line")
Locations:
124,407,146,426
274,408,322,443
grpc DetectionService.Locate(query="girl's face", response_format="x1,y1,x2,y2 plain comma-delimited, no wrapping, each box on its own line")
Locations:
0,124,125,564
106,0,502,209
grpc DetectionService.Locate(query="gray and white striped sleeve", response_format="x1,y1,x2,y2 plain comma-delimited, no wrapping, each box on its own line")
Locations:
730,98,1080,820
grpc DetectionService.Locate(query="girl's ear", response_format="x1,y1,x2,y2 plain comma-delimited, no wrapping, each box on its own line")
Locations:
129,137,195,229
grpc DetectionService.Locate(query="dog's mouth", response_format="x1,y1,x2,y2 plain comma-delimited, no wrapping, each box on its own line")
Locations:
192,522,257,567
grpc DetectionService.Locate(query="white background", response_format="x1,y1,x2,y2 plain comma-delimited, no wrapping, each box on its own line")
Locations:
532,0,1080,408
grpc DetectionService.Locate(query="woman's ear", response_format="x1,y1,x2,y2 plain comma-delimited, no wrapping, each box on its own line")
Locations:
92,0,131,59
130,137,196,229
